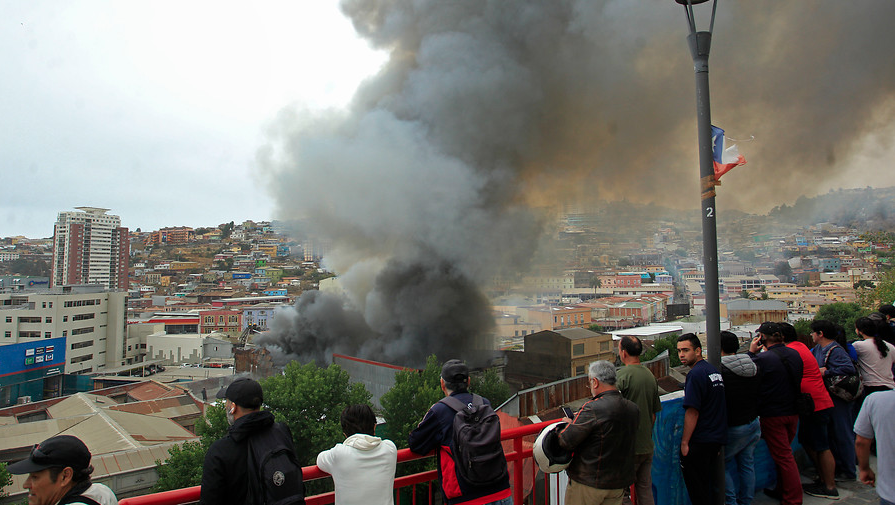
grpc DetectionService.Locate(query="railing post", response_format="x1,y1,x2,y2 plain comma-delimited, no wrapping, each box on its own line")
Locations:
513,434,524,505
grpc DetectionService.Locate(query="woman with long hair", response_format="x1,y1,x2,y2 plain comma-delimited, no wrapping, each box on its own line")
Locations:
853,316,895,416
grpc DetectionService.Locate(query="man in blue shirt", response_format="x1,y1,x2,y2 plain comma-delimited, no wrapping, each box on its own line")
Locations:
677,332,727,505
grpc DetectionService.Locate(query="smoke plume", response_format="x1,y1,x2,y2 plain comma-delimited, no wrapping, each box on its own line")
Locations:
256,1,895,366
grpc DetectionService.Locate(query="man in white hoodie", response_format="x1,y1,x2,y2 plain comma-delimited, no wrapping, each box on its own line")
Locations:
317,404,398,505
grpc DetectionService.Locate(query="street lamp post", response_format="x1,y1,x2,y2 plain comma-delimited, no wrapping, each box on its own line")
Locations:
675,3,724,505
676,0,721,370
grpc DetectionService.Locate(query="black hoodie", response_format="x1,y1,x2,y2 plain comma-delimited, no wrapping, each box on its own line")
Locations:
200,410,291,505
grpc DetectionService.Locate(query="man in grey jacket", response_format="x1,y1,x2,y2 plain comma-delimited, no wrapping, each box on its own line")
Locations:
720,331,761,505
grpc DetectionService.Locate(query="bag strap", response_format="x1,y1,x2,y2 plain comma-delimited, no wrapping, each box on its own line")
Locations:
822,342,846,368
59,495,102,505
440,394,478,413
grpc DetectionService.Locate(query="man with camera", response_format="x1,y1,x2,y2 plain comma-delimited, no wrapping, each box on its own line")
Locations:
748,322,804,505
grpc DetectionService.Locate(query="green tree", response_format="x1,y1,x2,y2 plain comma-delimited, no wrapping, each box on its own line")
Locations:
469,368,512,407
0,461,12,497
793,319,812,341
153,402,228,492
380,355,443,448
152,441,206,492
589,276,602,296
815,302,869,335
640,334,682,367
262,362,372,466
379,355,443,499
6,258,50,277
858,269,895,311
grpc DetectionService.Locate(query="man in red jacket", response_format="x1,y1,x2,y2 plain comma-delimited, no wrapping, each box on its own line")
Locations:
780,322,838,500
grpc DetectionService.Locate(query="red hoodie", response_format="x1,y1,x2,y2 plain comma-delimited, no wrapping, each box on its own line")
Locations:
787,341,834,411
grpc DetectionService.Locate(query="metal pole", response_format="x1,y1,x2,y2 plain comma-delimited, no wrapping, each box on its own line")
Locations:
687,31,721,370
685,16,725,505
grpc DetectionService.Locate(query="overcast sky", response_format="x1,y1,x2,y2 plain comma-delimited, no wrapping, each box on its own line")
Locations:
1,1,385,238
4,2,895,240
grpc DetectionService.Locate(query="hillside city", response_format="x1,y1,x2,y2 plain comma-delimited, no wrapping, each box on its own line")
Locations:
1,187,894,502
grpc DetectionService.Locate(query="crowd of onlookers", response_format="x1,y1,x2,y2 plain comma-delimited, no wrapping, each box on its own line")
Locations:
672,304,895,505
6,309,894,505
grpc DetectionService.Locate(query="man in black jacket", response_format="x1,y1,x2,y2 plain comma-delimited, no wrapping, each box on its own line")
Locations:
200,377,301,505
748,322,804,505
408,359,511,505
557,360,640,505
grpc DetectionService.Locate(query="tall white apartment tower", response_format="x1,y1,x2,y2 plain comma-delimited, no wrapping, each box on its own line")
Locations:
51,207,129,290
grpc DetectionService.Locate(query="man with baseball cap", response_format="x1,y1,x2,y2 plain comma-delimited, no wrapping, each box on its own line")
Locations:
7,434,118,505
201,377,304,505
409,359,511,505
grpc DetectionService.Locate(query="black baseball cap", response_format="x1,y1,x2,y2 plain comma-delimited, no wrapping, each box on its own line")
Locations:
7,435,91,475
757,321,781,336
216,377,263,409
441,359,469,382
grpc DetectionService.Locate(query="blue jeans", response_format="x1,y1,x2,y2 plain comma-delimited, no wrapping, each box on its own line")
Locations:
487,496,514,505
724,419,761,505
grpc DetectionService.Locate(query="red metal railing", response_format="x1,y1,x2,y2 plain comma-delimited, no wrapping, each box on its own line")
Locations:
119,421,554,505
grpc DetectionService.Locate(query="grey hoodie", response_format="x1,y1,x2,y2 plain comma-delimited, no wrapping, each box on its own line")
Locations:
721,354,761,426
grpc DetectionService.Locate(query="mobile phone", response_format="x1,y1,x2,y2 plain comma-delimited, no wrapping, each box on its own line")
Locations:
561,406,574,418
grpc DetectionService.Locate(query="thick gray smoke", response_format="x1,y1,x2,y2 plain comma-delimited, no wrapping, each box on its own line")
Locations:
256,0,895,367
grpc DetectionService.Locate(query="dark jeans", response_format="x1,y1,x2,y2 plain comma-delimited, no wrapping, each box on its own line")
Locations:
828,395,856,478
681,441,723,505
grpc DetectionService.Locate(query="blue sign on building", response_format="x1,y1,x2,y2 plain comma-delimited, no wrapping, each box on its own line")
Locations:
232,273,252,279
0,337,67,388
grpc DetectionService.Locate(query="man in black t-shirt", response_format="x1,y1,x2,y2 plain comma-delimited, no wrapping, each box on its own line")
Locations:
677,333,726,505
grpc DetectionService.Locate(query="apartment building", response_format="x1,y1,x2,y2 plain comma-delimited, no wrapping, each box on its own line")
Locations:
51,207,129,290
0,287,129,405
146,227,195,246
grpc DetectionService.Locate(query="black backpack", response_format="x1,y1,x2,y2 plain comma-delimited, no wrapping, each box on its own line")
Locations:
440,394,508,486
247,423,306,505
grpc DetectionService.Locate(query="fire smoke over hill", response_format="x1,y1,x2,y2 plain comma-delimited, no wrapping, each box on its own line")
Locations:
255,1,895,367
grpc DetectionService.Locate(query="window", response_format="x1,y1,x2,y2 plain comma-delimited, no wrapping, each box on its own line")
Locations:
18,317,42,323
71,354,94,364
72,313,95,321
575,365,585,376
71,327,94,336
573,343,585,356
4,316,10,323
63,316,68,322
44,332,52,338
4,331,10,338
71,340,94,350
19,331,40,338
45,317,52,323
204,316,213,324
62,330,67,337
600,341,610,351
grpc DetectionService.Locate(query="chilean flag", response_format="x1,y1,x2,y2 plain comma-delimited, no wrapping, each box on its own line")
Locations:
711,125,746,180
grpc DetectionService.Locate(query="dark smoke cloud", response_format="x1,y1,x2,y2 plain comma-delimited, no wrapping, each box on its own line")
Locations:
256,0,895,366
